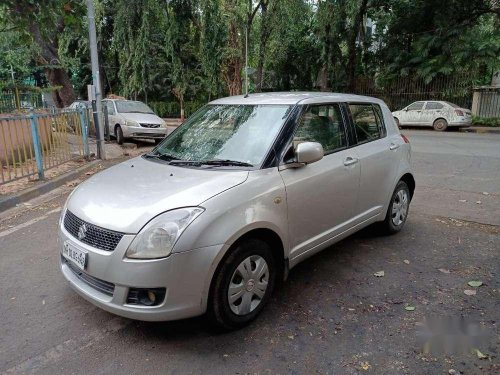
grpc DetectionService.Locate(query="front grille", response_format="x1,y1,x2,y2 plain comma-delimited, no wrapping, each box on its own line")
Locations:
140,123,161,128
64,210,123,252
63,257,115,296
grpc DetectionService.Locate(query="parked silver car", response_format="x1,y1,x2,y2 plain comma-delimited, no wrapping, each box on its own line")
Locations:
59,92,415,329
102,99,167,144
392,100,472,131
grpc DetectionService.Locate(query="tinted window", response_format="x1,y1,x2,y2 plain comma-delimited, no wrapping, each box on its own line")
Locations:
349,104,382,143
407,102,424,111
425,102,444,110
293,104,347,154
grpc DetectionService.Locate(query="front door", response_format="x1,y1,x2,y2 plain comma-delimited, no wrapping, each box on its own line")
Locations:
279,103,360,260
401,101,425,125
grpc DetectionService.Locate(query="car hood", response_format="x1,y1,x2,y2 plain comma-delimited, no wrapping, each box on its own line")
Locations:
67,156,249,233
119,113,164,124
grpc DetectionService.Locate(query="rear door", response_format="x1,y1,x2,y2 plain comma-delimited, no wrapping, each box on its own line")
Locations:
422,101,444,125
347,103,401,222
279,103,360,259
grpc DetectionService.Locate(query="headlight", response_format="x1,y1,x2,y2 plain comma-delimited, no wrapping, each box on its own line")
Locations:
125,207,204,259
125,120,139,126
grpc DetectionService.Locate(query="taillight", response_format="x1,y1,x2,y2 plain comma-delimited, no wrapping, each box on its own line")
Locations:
401,134,410,144
455,109,464,116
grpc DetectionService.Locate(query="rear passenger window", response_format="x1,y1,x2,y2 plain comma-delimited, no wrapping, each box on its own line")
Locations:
293,104,347,154
349,104,383,143
425,102,444,110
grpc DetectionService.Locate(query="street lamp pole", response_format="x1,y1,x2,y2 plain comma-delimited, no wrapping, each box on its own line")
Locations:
86,0,106,159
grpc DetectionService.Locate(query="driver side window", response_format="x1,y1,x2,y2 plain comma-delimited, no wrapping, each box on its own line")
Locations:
293,104,347,154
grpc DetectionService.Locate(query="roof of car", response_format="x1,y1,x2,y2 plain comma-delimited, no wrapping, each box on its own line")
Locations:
209,92,383,106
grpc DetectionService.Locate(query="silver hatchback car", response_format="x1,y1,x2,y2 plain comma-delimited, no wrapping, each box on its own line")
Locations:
59,92,415,329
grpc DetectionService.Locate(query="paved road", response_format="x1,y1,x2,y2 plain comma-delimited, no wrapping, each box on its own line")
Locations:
0,131,499,374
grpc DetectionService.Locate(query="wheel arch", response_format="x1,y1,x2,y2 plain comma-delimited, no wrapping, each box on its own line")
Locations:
433,117,448,125
205,226,286,313
400,172,415,200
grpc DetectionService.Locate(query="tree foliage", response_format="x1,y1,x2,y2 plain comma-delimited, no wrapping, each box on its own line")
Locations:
1,0,498,108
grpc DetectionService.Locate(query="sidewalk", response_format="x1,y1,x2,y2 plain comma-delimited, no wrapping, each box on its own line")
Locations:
0,140,153,212
460,126,500,134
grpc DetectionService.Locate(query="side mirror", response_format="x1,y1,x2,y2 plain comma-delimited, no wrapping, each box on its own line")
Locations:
404,108,408,111
295,141,324,164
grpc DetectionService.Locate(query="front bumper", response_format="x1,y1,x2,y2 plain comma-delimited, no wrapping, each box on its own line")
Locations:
59,223,222,321
122,125,168,139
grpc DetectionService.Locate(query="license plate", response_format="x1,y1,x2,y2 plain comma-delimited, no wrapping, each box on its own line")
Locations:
63,241,87,270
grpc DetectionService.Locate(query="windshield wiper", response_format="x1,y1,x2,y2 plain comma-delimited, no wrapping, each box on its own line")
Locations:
168,159,253,167
143,152,179,162
200,159,254,167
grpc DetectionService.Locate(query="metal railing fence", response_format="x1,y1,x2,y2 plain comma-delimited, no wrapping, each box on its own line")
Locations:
0,109,90,185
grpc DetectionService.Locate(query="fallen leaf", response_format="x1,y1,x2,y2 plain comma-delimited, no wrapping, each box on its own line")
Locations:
223,354,229,358
288,335,294,340
476,201,482,204
438,268,451,274
482,192,489,195
468,281,483,288
474,348,488,359
403,260,410,264
360,361,370,370
458,199,467,203
464,289,476,296
405,306,415,311
374,270,385,277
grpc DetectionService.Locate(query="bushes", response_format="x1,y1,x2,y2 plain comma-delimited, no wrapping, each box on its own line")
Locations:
149,101,205,118
472,116,500,127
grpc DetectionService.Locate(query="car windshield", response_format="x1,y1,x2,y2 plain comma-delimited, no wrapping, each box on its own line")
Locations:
115,100,154,114
153,104,291,166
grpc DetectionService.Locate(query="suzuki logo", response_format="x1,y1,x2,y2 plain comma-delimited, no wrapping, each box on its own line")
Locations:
78,223,88,240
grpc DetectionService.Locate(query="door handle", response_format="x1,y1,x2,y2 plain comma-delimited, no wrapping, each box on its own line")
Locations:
389,143,400,150
343,157,359,166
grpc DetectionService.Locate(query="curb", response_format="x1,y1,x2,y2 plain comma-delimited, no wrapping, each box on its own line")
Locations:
459,127,500,134
0,160,101,213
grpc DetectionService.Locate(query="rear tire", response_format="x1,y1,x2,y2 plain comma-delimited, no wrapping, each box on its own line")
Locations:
208,238,277,330
116,126,124,145
433,118,448,131
381,181,410,234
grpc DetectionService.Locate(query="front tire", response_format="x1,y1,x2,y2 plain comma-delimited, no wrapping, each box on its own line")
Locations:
381,181,410,234
116,126,124,145
208,238,277,330
433,118,448,131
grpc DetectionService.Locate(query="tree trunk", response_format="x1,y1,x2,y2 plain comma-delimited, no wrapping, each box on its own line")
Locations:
27,18,75,107
255,1,270,92
346,0,369,92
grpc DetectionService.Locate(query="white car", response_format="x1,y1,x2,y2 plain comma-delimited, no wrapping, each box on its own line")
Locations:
102,99,167,144
392,101,472,131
